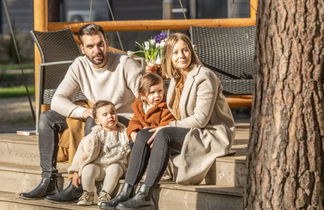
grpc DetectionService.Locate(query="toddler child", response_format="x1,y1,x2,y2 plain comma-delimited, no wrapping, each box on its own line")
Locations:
68,100,130,206
127,73,175,142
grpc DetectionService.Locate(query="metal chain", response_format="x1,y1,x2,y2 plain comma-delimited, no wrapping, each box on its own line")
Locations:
105,0,124,51
178,0,187,19
89,0,93,21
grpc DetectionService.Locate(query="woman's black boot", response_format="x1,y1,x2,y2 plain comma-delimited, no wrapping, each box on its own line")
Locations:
99,183,134,209
116,184,155,210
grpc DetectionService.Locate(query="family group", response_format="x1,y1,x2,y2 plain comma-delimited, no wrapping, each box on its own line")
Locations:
19,23,235,210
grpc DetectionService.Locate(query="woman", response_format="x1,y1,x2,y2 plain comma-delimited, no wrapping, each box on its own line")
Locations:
99,33,235,210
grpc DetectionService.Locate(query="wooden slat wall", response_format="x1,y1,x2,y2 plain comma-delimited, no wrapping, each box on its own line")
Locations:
112,0,162,20
1,0,33,34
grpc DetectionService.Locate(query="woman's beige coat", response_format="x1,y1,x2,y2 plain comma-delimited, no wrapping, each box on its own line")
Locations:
167,65,235,185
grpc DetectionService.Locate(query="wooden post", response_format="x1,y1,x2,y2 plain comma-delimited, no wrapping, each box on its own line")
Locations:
250,0,258,20
33,0,47,114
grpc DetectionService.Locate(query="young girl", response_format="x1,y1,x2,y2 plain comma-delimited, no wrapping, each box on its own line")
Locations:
68,100,130,206
127,73,175,142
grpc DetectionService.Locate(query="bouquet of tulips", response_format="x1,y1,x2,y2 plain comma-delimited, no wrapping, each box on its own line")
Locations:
128,32,168,67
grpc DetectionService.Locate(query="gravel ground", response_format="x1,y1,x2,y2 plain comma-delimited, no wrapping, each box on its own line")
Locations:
0,97,35,132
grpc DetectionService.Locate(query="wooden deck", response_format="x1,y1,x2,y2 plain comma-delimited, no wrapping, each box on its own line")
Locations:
0,123,250,210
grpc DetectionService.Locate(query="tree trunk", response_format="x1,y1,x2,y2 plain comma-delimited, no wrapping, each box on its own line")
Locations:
244,0,324,209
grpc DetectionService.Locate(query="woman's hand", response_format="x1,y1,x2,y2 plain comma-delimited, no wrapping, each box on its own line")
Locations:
72,172,81,187
147,126,167,148
130,131,137,142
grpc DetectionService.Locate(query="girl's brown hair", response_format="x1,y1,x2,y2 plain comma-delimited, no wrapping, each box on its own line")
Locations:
92,100,115,119
138,73,164,99
161,33,201,79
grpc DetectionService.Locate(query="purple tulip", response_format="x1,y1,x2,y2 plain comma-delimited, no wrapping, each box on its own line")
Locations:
154,32,168,43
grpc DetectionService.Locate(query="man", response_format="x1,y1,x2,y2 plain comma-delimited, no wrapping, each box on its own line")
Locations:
19,24,143,202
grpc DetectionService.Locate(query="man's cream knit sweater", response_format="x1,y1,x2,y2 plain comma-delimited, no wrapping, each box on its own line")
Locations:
51,51,143,118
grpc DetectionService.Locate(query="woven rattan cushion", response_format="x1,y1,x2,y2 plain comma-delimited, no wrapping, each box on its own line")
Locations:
31,29,84,104
191,26,256,95
32,29,81,63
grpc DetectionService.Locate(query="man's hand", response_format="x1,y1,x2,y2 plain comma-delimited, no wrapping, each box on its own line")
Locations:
72,172,81,187
130,131,137,142
82,108,93,119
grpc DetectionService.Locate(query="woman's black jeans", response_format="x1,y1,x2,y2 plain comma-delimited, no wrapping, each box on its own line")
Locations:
125,127,189,187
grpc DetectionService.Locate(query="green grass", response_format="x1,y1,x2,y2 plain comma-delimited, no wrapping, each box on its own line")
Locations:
0,86,35,98
0,63,34,71
0,71,33,78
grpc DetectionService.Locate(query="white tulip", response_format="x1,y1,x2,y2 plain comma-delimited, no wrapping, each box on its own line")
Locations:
144,41,150,50
160,40,166,48
127,51,135,56
150,39,156,46
155,55,161,65
156,43,160,49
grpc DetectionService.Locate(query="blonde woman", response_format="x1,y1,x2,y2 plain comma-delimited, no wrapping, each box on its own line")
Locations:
100,33,235,210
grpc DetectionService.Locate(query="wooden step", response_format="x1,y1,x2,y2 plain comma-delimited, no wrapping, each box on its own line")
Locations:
205,124,249,187
0,182,243,210
0,123,248,210
0,191,97,210
0,163,66,194
156,182,243,210
0,134,39,167
0,123,249,195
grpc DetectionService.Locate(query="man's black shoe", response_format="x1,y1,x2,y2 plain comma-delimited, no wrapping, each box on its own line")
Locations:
19,177,57,199
45,182,83,203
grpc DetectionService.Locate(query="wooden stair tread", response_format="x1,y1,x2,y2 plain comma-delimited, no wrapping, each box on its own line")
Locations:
0,191,97,210
158,181,243,196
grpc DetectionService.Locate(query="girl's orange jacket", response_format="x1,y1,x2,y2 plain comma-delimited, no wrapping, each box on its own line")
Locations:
126,99,175,139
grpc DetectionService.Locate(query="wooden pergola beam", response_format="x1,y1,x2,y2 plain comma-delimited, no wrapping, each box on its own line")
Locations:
48,18,256,32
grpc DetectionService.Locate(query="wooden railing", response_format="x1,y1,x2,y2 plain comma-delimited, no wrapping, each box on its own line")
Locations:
48,18,256,32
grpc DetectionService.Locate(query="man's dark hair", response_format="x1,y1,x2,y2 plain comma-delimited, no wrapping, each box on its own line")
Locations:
78,24,107,43
92,100,115,119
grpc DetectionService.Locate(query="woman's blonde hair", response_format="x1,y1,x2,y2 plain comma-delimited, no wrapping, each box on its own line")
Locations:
162,33,201,79
138,73,164,99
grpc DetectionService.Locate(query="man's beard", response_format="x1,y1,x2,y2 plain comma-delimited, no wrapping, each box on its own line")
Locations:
86,53,105,65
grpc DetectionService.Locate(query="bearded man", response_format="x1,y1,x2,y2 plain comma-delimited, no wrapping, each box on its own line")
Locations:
19,23,143,202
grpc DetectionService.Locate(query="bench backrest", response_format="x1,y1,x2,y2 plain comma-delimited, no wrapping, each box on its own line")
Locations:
30,29,85,131
191,26,256,95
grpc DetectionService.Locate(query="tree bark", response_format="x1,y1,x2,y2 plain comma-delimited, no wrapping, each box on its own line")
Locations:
244,0,324,209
